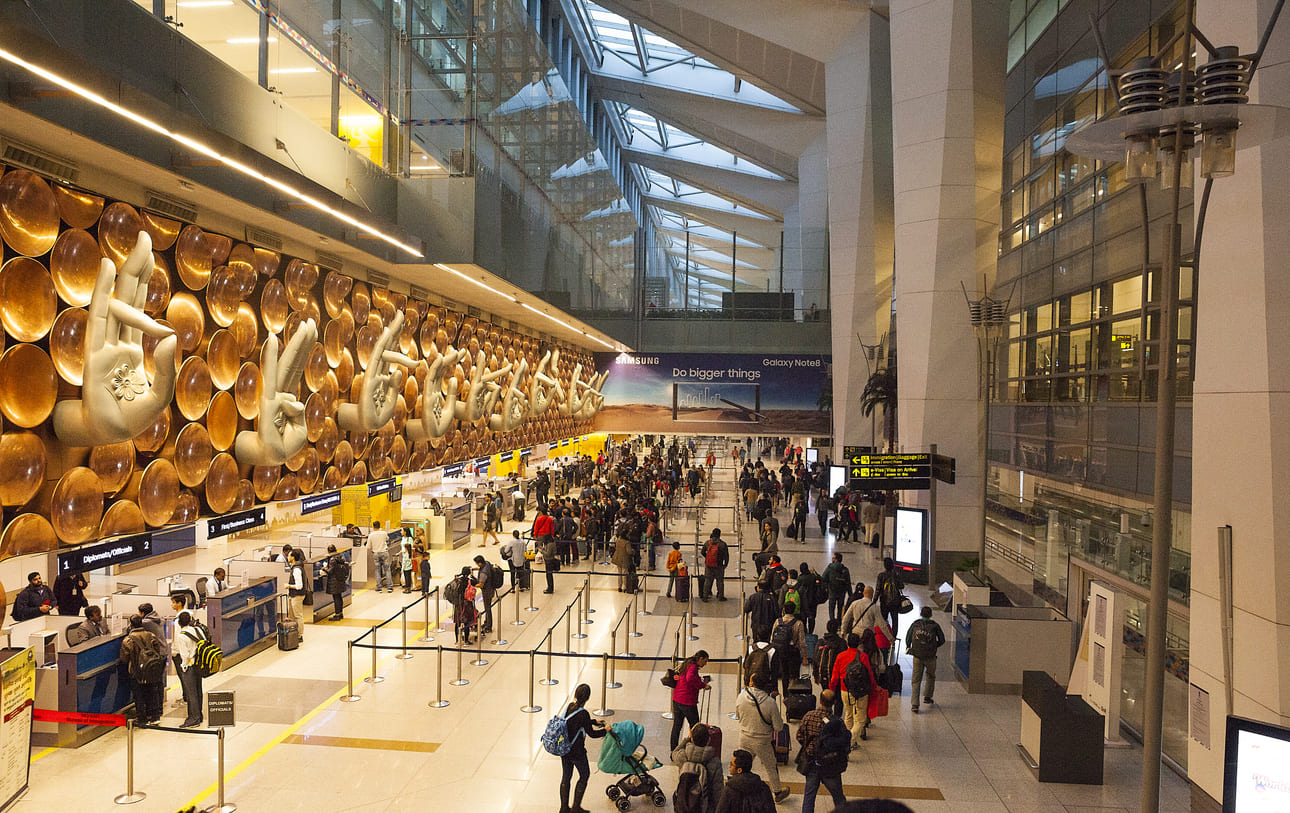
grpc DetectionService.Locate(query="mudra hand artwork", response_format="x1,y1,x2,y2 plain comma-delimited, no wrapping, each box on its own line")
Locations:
54,231,179,447
338,311,417,432
235,320,318,466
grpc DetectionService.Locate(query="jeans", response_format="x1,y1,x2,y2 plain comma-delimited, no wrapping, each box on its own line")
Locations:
669,700,699,750
373,551,392,590
828,594,846,622
702,566,724,599
739,733,783,793
559,751,589,810
911,655,937,704
802,770,846,813
330,591,344,617
178,663,203,723
480,590,495,632
666,570,676,596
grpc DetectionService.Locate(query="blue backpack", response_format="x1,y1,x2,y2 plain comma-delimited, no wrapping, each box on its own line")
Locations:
541,709,584,756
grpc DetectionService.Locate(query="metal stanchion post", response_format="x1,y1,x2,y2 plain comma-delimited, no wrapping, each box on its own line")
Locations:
492,595,509,646
729,655,742,720
629,594,642,638
662,626,680,720
606,632,621,688
206,726,236,813
541,631,559,686
583,578,595,619
434,592,446,633
687,604,699,642
471,629,488,666
419,595,434,642
341,641,361,702
573,600,587,639
566,609,575,653
114,719,145,805
512,582,525,625
450,645,469,686
680,615,689,660
397,607,413,659
521,649,542,713
526,570,539,612
428,646,450,708
638,570,651,616
593,653,614,716
363,627,384,684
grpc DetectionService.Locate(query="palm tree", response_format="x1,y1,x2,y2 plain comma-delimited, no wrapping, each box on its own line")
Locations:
860,367,897,451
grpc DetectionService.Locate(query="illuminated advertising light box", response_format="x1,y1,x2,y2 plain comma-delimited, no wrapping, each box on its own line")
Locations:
829,465,848,497
1224,715,1290,812
894,507,927,573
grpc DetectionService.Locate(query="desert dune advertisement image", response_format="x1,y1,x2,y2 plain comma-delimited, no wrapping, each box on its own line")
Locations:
592,352,832,435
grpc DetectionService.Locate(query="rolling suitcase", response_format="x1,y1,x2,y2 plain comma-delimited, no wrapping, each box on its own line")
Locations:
277,595,300,651
674,566,690,602
700,690,723,759
803,633,819,663
774,724,791,764
883,663,904,695
783,678,815,721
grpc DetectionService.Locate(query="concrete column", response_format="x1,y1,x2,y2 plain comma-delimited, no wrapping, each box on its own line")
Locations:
1188,1,1290,804
889,0,1005,569
825,10,895,458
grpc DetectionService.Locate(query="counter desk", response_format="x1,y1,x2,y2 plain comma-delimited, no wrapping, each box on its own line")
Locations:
34,631,134,748
205,577,279,667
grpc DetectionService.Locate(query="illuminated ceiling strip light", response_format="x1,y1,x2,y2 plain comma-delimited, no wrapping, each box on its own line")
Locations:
433,263,515,300
0,47,423,259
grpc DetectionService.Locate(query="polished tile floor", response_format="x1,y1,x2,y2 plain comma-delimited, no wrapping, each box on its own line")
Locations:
17,452,1193,812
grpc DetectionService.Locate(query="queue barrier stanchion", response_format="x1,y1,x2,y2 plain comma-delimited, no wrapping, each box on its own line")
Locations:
583,577,595,619
541,628,558,686
526,568,539,612
114,719,145,805
341,640,361,702
729,655,742,720
397,606,413,660
521,649,542,713
363,627,384,684
205,727,236,813
419,591,435,642
593,653,614,717
572,589,587,640
428,645,450,708
492,592,509,646
638,570,652,616
629,593,642,639
680,614,689,662
471,629,488,666
512,580,526,626
450,644,469,686
606,631,621,689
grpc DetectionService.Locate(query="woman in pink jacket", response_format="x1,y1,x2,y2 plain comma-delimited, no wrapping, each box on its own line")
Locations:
669,649,711,750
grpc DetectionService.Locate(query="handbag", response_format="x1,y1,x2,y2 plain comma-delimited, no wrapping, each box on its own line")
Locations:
794,745,810,775
898,595,915,614
868,686,890,718
660,667,678,689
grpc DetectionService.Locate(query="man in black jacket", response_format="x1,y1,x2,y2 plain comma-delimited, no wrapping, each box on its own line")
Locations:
700,529,730,602
11,573,55,622
743,583,779,644
715,749,777,813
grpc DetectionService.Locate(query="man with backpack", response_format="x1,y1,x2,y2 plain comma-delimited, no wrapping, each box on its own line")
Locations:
743,583,780,645
795,690,850,813
474,555,501,635
671,722,724,813
119,614,166,725
821,553,851,623
829,633,876,743
769,603,807,697
699,529,729,602
906,605,946,713
174,610,208,728
875,556,906,650
813,619,848,716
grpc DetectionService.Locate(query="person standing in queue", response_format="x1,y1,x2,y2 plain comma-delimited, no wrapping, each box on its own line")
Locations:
369,521,393,593
669,649,712,751
174,611,206,728
118,614,165,725
557,683,606,813
287,549,308,641
322,545,350,621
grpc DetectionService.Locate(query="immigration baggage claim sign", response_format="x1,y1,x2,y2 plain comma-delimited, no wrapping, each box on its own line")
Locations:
591,352,831,435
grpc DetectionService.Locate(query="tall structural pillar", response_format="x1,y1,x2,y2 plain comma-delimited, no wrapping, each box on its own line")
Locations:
826,10,895,459
1188,1,1290,805
889,0,1005,574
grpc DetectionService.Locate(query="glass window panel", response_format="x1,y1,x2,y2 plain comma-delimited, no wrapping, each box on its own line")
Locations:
1070,290,1094,324
1030,166,1056,209
1178,306,1193,341
1066,328,1093,371
1109,317,1141,368
1105,373,1142,401
1055,211,1093,259
1006,144,1028,189
1112,276,1143,314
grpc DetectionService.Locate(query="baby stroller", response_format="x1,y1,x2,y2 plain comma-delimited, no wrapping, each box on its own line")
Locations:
597,720,665,810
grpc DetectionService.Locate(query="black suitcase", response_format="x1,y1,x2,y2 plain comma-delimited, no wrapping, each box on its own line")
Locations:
883,663,904,695
783,691,815,721
277,595,300,650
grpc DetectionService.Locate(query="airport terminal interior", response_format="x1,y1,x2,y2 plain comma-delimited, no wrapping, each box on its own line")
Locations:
1,0,1288,811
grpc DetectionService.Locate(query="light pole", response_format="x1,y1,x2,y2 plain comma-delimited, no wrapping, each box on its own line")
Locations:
1065,5,1286,808
857,334,885,451
963,285,1010,580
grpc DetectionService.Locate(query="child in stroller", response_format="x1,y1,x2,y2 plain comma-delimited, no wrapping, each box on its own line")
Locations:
597,720,665,810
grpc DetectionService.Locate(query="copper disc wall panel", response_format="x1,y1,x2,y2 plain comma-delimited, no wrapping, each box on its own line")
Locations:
316,417,338,462
207,391,237,451
0,258,57,341
172,490,199,524
175,357,212,420
132,404,171,454
100,500,146,538
53,186,104,230
205,453,238,514
0,169,59,257
304,392,326,442
96,202,143,267
51,467,105,544
0,514,58,558
174,423,214,487
144,253,172,316
230,304,258,357
322,466,343,490
273,473,299,501
233,479,255,511
89,441,135,496
298,448,320,492
174,225,231,291
0,432,46,506
234,362,261,419
141,211,181,251
207,329,239,390
261,279,289,333
166,293,205,354
333,441,354,478
49,228,102,307
50,307,88,385
0,345,57,428
252,465,280,501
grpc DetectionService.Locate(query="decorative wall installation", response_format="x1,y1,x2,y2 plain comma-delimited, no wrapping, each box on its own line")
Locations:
0,164,605,563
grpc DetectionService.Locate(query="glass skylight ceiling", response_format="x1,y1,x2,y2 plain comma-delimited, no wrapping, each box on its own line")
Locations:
573,1,792,302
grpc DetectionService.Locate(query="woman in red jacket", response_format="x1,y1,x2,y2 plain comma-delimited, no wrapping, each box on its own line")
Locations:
669,649,711,750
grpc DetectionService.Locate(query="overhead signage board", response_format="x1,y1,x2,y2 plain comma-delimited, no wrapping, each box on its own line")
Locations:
301,490,341,514
932,453,957,484
367,478,397,497
58,533,153,574
207,508,266,539
848,453,932,491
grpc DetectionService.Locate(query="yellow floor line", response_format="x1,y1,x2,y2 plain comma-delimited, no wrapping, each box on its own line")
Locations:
179,645,391,810
29,745,57,763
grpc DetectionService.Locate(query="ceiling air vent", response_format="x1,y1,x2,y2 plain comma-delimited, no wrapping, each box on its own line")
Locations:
409,285,430,301
2,141,79,183
315,250,344,272
144,191,199,224
244,226,283,251
467,305,482,318
367,269,390,288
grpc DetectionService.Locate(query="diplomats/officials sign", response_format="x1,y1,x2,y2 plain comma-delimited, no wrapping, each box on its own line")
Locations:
207,691,235,728
57,533,153,574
